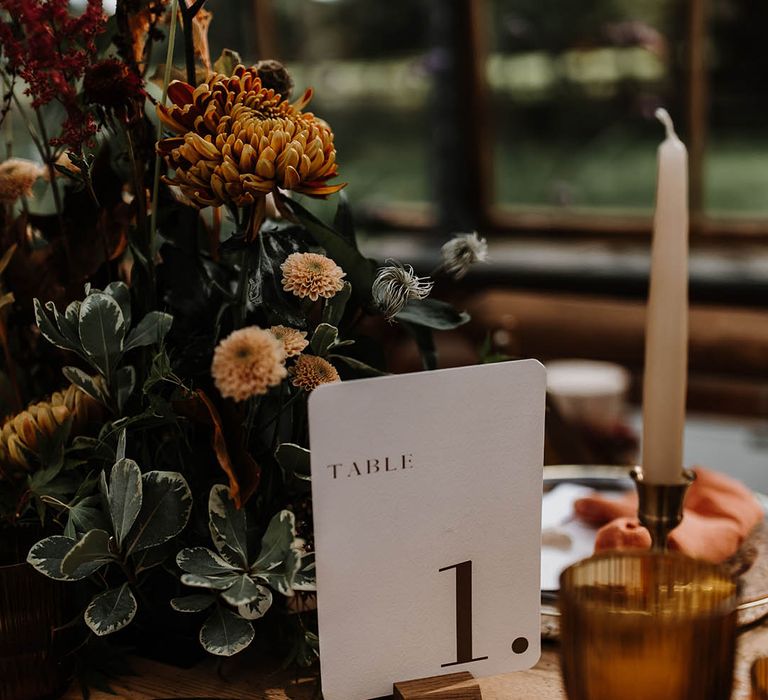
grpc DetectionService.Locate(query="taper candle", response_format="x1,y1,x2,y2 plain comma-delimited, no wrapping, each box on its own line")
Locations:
641,109,689,485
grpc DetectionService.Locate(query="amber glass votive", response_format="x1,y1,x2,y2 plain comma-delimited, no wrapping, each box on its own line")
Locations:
752,657,768,700
559,551,737,700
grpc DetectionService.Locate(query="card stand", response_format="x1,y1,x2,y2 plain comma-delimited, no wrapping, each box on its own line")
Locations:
393,671,482,699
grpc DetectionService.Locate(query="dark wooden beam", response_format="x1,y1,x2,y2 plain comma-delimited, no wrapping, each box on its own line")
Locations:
686,0,709,221
428,0,492,234
252,0,278,60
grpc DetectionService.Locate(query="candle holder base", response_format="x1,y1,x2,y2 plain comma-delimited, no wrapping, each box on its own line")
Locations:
631,467,695,551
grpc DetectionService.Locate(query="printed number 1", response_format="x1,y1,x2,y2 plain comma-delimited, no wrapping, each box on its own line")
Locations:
439,560,488,667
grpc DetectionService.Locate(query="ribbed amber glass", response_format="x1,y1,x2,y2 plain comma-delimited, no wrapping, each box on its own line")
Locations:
559,551,737,700
752,657,768,700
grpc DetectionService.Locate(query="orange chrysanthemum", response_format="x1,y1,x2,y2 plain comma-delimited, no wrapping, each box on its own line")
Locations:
290,354,340,391
270,325,308,358
280,252,345,302
0,383,102,479
211,327,287,402
156,64,344,214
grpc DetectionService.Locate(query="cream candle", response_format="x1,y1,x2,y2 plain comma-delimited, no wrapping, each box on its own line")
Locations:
641,109,689,485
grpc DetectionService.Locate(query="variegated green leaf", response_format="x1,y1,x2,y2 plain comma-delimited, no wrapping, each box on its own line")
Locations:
64,496,109,539
132,542,174,574
106,459,142,549
322,280,351,326
274,443,311,483
251,510,296,572
62,367,108,404
123,311,173,352
396,298,470,330
181,572,241,590
199,606,254,657
208,484,248,567
27,536,104,581
253,546,301,597
103,282,132,330
34,298,79,353
237,586,272,620
60,529,113,577
293,552,317,592
64,300,81,332
46,301,81,350
126,471,192,553
297,630,320,666
84,584,137,636
171,593,217,613
221,574,264,606
116,429,127,461
115,365,136,412
78,292,125,377
309,323,338,356
176,547,238,576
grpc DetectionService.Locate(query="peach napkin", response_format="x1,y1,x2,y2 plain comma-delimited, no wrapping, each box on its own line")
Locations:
573,467,764,563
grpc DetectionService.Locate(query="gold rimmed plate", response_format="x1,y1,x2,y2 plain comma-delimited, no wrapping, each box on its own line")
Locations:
540,465,768,637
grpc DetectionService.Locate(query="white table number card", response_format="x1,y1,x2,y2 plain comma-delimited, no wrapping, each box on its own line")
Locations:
309,359,546,700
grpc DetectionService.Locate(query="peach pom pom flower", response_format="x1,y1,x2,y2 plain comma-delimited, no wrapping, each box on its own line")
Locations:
280,252,345,302
270,325,308,358
211,327,287,401
289,355,340,391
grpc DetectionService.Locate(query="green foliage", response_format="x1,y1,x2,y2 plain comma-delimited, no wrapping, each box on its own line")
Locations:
27,436,191,638
274,443,311,486
85,584,138,637
396,298,471,330
34,282,173,410
173,485,310,657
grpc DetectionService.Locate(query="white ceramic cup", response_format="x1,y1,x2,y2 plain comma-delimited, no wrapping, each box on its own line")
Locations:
546,359,630,428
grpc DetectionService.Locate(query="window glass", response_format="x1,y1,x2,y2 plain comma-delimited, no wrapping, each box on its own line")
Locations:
705,1,768,216
209,0,433,210
489,0,676,212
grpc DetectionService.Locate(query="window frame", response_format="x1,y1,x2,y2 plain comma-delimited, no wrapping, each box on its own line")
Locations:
307,0,768,245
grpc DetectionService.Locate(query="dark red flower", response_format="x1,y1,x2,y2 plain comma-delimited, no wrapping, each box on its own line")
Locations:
0,0,107,149
83,58,146,125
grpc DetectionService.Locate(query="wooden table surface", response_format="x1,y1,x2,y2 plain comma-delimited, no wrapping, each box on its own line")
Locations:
62,621,768,699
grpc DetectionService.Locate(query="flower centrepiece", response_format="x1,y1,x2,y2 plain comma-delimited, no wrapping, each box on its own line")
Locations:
270,325,308,357
211,326,287,402
281,252,345,301
289,354,340,391
156,63,345,236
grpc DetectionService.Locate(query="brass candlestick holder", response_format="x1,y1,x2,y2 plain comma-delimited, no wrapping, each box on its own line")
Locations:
631,466,696,551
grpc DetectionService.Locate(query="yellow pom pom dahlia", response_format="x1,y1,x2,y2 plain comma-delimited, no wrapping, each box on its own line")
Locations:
156,64,344,214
